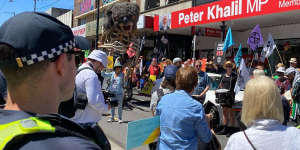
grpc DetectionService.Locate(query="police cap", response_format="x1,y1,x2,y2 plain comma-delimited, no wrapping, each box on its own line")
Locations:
0,12,75,68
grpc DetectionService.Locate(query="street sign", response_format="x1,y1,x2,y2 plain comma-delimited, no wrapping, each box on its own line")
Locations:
126,116,160,150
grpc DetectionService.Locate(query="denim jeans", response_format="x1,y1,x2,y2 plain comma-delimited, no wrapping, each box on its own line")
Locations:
111,94,124,120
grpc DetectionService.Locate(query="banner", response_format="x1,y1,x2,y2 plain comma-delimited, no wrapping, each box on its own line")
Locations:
154,0,300,31
72,25,86,37
126,116,160,150
215,42,225,65
107,56,114,69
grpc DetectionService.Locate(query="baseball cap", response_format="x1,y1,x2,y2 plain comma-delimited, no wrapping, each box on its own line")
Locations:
173,57,182,64
87,50,108,67
164,65,178,79
0,12,75,68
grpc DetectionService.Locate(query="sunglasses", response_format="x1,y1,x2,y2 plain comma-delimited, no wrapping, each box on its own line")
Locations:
195,65,201,68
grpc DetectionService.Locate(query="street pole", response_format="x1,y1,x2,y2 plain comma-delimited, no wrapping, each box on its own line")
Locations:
95,0,100,49
193,34,196,59
220,21,226,41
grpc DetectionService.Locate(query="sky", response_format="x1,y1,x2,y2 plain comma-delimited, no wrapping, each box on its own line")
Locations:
0,0,74,25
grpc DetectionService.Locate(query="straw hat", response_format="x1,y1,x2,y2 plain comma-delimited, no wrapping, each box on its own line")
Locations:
223,61,235,69
289,58,297,63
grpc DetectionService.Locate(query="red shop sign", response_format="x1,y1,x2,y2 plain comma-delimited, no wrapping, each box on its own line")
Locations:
154,0,300,31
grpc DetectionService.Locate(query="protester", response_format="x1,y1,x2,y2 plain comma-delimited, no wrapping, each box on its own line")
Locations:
285,67,300,122
148,58,160,81
192,60,210,103
159,57,167,74
206,61,217,73
102,59,125,123
225,76,300,150
217,61,237,137
156,66,212,150
0,70,6,108
173,57,182,69
289,58,298,69
273,63,285,79
275,67,290,93
72,50,109,124
252,69,265,78
0,12,105,149
150,65,177,116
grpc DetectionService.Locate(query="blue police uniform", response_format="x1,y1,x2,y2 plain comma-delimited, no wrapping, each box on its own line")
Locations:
0,12,105,150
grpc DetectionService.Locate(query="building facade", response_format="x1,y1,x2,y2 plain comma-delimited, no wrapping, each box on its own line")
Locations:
45,8,73,28
72,0,300,68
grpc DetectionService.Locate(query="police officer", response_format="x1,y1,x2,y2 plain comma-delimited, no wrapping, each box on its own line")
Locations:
0,12,107,150
72,50,109,124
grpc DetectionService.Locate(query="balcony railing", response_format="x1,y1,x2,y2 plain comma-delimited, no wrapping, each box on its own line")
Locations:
192,0,220,6
145,0,160,11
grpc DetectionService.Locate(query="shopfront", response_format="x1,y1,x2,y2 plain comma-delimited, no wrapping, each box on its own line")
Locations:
152,0,300,66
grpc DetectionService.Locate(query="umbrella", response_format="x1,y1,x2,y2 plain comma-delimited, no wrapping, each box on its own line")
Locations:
74,36,90,50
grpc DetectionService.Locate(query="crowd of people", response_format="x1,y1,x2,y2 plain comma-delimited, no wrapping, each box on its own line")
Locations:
0,12,300,150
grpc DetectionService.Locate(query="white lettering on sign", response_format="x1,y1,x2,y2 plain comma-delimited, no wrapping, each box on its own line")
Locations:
279,0,300,8
247,0,269,13
178,11,204,24
207,0,242,20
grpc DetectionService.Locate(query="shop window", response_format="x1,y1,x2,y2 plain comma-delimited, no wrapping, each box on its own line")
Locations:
78,18,86,26
167,0,179,5
145,0,160,10
192,0,220,6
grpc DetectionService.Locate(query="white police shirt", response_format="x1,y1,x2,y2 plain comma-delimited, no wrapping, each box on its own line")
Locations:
72,63,108,123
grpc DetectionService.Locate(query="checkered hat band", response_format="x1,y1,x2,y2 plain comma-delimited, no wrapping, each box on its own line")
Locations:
20,40,75,66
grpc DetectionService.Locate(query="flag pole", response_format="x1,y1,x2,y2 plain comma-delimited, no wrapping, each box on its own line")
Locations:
266,57,273,76
275,47,284,63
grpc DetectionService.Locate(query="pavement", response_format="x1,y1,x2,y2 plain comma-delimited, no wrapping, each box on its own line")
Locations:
100,79,229,150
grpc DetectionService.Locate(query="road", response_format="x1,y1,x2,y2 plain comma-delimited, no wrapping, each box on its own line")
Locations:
98,88,229,150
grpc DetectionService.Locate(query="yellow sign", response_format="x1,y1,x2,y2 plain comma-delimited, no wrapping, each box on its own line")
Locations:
107,56,113,69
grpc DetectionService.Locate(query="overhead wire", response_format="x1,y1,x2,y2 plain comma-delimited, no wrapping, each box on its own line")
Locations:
37,0,60,10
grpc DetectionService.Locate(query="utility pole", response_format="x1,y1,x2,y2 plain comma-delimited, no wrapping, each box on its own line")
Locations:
34,0,36,12
220,21,227,41
95,0,100,49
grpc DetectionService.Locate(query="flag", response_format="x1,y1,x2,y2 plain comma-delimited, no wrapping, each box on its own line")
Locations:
139,36,145,52
259,50,266,62
127,43,136,58
247,24,264,51
223,27,234,52
234,59,250,94
234,44,242,68
139,59,143,76
107,56,114,69
263,33,276,58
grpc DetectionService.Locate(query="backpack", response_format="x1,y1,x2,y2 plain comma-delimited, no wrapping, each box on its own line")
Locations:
58,67,94,118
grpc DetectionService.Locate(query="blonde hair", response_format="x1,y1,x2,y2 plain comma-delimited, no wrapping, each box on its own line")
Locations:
253,69,265,77
242,76,284,126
